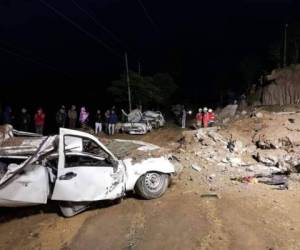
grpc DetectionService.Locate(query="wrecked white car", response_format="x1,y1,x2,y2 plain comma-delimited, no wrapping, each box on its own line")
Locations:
0,128,175,217
142,111,165,128
121,109,152,135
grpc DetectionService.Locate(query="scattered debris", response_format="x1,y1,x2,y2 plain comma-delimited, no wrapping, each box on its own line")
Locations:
255,112,264,118
207,174,216,182
231,176,258,184
257,175,288,187
200,193,220,199
175,108,300,191
191,164,201,172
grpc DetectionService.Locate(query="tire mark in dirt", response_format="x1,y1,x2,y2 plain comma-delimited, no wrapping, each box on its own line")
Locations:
198,199,229,250
125,204,146,250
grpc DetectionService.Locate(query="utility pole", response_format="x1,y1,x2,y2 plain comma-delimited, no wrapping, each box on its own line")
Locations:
283,23,288,67
125,52,132,112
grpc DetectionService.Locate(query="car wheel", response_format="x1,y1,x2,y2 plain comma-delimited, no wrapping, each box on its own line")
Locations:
135,172,169,199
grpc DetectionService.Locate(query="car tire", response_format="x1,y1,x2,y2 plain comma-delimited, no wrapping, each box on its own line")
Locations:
135,172,169,199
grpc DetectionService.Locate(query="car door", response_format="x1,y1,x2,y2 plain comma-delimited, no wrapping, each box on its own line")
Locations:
0,136,56,206
51,129,125,202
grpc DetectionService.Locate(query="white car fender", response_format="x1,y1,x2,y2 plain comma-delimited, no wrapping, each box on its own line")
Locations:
123,157,175,191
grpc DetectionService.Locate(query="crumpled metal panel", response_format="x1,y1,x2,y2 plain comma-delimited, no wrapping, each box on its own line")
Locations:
0,136,56,186
0,165,49,206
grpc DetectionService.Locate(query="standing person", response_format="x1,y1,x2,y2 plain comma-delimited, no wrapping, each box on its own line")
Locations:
79,107,89,128
108,110,118,135
104,109,110,134
3,106,12,125
202,107,209,128
68,105,77,129
94,110,102,134
34,108,45,135
0,104,2,124
195,108,203,128
19,108,31,131
56,106,66,129
208,109,215,127
181,106,187,129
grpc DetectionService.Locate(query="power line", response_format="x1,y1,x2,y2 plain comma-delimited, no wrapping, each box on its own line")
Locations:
38,0,122,59
70,0,141,63
0,44,74,79
0,39,73,77
70,0,125,48
136,0,157,31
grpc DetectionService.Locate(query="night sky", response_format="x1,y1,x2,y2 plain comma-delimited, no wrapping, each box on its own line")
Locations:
0,0,297,107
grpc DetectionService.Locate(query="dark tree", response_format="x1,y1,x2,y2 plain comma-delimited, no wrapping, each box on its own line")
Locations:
107,72,177,109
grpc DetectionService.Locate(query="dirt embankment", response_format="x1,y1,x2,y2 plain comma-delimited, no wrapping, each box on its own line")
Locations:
263,64,300,105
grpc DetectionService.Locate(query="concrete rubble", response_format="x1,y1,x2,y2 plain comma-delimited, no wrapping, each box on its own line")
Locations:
174,107,300,189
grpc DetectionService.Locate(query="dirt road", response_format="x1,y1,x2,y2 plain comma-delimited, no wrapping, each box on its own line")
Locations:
0,126,300,250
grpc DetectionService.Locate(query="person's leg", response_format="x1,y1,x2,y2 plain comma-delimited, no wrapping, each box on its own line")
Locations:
36,125,43,135
182,117,186,128
99,123,102,132
108,123,112,135
70,119,76,129
112,124,115,135
95,122,98,134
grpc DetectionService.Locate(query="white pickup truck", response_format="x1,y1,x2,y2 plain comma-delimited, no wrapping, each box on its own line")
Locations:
0,127,175,217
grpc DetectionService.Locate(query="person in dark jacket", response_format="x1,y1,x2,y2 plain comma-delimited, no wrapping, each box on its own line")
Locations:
94,110,102,134
68,105,77,129
3,106,12,125
104,110,110,134
19,108,31,131
108,110,118,135
56,106,66,129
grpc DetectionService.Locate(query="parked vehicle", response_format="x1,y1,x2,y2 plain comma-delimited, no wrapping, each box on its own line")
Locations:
121,109,152,134
121,109,165,134
142,111,165,128
0,127,175,217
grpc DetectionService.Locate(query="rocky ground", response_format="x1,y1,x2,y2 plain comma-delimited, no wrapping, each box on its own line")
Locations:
1,111,300,250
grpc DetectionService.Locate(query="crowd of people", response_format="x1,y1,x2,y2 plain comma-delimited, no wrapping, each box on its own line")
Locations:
0,105,119,136
2,104,215,133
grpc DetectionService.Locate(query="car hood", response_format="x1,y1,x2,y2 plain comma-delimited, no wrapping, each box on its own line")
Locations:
104,139,167,163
